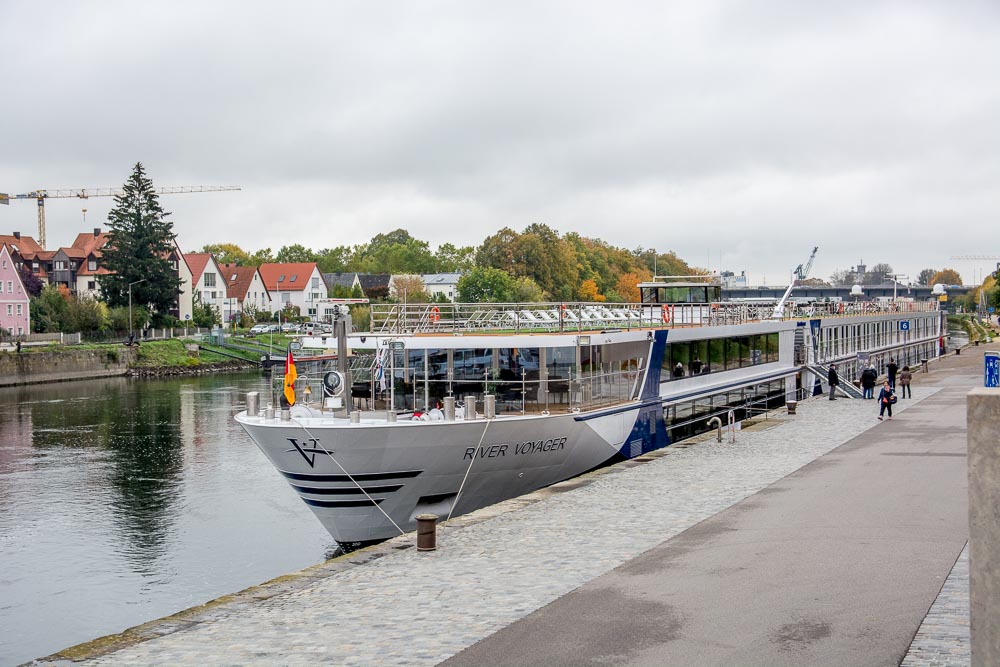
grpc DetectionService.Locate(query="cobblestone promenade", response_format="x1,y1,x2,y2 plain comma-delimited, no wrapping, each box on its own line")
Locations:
43,384,965,666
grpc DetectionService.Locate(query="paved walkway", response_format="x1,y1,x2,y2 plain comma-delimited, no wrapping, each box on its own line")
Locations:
39,347,986,666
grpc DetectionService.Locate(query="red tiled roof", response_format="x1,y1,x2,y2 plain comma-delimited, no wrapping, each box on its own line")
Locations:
184,253,215,286
221,264,266,301
0,234,44,257
258,262,318,292
70,231,109,256
61,247,87,259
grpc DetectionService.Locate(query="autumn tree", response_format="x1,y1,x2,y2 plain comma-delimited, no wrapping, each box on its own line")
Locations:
614,270,651,303
931,269,963,285
389,274,430,302
100,163,182,319
579,279,604,302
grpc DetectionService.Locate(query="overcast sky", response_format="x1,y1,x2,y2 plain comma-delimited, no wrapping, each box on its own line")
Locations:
2,1,998,286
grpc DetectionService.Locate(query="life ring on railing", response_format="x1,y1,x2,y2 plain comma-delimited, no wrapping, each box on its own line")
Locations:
661,304,671,323
838,302,844,314
430,306,440,323
560,303,567,318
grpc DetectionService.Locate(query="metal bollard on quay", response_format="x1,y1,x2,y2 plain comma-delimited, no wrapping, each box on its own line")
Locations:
416,514,438,551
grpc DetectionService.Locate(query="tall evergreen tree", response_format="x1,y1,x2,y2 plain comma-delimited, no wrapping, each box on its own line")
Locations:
100,163,182,318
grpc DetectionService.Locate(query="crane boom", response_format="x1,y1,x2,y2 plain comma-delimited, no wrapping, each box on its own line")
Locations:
772,246,820,319
0,186,240,248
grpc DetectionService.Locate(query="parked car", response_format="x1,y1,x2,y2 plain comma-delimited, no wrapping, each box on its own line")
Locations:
302,322,334,335
248,324,272,335
280,322,301,333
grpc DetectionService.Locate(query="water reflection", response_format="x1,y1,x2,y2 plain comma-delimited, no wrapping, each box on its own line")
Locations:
0,373,333,666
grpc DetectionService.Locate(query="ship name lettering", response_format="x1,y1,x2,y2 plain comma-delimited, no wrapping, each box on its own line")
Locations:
515,437,567,455
463,444,509,460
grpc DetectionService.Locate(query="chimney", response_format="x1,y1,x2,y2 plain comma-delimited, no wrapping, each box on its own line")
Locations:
94,228,101,237
13,231,20,240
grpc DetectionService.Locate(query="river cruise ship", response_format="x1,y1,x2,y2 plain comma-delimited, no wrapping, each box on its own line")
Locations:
235,278,942,543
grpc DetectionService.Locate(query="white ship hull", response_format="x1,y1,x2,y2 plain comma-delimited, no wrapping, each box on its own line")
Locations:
236,406,641,542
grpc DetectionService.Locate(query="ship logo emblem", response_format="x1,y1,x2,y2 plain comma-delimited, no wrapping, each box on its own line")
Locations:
285,437,320,468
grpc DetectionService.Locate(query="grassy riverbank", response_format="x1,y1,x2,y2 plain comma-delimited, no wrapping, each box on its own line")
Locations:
948,314,995,344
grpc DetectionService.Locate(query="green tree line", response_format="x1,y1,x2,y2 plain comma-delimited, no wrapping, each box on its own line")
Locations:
203,224,700,303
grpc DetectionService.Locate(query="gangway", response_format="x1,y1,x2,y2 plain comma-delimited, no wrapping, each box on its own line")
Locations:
804,363,864,399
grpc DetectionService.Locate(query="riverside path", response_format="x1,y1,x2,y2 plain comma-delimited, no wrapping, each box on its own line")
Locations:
39,343,987,666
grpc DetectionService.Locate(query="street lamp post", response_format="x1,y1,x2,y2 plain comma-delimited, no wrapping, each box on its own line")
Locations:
129,279,147,339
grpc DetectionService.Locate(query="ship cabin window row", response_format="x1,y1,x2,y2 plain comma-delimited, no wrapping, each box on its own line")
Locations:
661,333,779,380
816,314,937,361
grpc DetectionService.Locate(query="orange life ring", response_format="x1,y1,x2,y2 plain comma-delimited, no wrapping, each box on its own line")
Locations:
430,306,440,323
661,305,671,323
838,302,844,314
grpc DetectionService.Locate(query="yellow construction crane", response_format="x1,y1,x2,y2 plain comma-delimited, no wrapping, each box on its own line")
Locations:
0,185,240,249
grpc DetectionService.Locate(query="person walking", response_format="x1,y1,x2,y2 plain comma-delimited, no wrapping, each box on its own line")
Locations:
828,364,839,401
887,358,899,390
899,365,913,399
861,364,876,399
877,380,895,420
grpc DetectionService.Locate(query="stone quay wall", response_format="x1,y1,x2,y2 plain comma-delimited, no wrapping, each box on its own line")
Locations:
0,347,137,387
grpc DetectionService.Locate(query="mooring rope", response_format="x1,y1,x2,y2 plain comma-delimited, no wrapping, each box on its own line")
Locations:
447,413,494,523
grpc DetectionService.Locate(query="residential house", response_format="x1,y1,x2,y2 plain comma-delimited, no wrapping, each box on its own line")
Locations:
185,253,236,323
221,263,272,319
322,272,361,296
422,273,463,302
0,232,48,280
258,263,327,318
71,228,112,297
0,245,30,336
1,228,193,321
357,273,391,300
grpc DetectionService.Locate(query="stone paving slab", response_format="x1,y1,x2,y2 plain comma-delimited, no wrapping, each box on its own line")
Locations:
37,387,939,666
902,545,971,667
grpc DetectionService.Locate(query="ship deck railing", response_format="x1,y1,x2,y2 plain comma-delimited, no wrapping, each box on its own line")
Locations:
370,300,939,335
271,366,648,417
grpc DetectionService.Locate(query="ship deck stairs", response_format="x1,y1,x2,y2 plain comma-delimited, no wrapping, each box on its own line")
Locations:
805,364,864,398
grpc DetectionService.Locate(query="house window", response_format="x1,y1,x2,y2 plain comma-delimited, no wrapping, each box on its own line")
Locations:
311,277,319,289
1,259,5,269
88,259,97,271
308,308,316,316
88,281,96,290
32,262,39,272
6,281,11,293
278,275,285,282
6,305,11,316
0,281,3,293
55,260,66,270
290,275,297,282
204,273,216,287
211,291,217,300
16,304,22,316
17,327,23,336
281,292,290,303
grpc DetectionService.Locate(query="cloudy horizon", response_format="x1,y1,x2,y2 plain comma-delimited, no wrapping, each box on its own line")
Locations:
2,1,998,286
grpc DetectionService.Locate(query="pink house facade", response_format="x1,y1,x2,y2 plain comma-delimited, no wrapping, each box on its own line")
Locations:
0,245,30,336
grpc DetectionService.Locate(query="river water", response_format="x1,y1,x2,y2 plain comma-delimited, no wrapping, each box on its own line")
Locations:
0,373,335,666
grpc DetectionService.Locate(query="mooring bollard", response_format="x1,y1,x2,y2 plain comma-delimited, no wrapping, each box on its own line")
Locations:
443,396,456,421
786,400,798,415
350,410,361,423
483,395,496,419
416,513,438,551
280,408,291,422
921,359,929,373
246,391,259,417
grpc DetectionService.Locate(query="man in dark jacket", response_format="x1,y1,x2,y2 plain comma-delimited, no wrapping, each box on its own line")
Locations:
861,365,876,399
887,359,898,390
828,364,839,401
